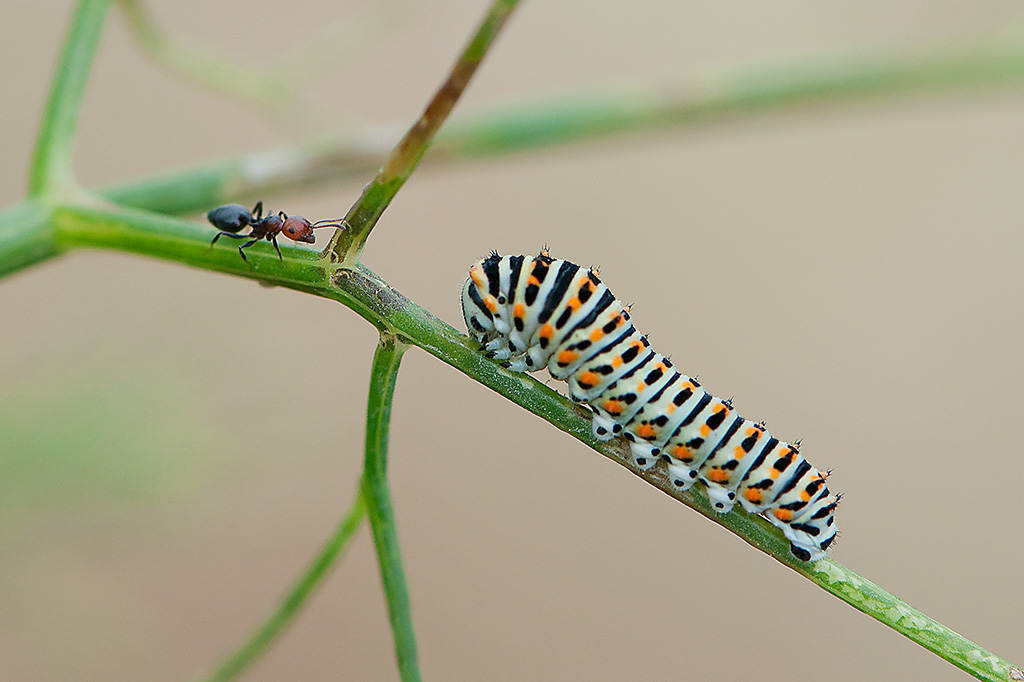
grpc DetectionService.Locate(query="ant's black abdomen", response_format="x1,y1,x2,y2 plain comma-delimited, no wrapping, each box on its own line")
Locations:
206,204,254,233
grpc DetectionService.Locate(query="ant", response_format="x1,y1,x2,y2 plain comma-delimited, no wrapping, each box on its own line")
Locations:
207,201,345,263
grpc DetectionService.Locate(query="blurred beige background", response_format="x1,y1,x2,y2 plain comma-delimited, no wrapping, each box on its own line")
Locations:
3,1,1024,680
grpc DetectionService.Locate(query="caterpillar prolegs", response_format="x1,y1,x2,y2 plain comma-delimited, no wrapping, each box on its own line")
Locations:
462,251,839,561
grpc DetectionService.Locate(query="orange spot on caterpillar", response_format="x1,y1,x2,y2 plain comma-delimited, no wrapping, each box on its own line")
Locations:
672,445,692,460
603,399,623,414
579,371,599,386
484,296,498,313
513,303,525,320
773,508,794,522
539,324,554,339
590,327,605,342
745,489,763,504
637,424,657,439
707,469,729,484
558,350,579,364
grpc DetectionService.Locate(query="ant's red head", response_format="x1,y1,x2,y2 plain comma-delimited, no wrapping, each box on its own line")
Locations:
279,215,346,244
282,215,316,243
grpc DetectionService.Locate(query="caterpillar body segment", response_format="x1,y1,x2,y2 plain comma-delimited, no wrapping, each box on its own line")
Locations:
462,251,839,562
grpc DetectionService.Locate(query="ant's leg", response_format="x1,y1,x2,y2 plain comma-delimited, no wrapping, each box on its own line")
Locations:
270,235,283,261
211,231,248,247
251,201,263,221
238,239,259,263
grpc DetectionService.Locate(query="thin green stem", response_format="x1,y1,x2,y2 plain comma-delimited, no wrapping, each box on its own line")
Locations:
12,202,1021,681
200,492,368,682
91,36,1024,223
328,0,521,263
28,0,112,197
361,336,419,682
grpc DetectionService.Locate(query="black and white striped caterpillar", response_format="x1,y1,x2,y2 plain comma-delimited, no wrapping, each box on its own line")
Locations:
462,251,839,561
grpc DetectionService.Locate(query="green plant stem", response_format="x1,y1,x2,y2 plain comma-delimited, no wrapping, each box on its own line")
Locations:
328,0,521,263
94,36,1024,222
361,336,419,682
0,201,61,278
201,492,368,682
28,0,112,197
30,203,1018,680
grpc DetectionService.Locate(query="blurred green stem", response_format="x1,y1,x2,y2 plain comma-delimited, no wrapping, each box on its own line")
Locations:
117,0,403,132
0,201,60,278
28,0,112,197
118,0,283,106
361,336,419,682
201,493,368,682
98,35,1024,221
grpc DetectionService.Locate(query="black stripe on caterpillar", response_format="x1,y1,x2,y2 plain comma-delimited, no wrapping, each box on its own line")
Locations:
461,251,839,561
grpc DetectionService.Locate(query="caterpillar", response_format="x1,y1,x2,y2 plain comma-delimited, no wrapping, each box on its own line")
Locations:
461,251,839,561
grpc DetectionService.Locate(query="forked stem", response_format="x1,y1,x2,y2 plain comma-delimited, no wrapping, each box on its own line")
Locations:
327,0,521,264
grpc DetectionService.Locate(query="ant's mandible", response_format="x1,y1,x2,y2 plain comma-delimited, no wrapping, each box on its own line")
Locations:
207,201,345,263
